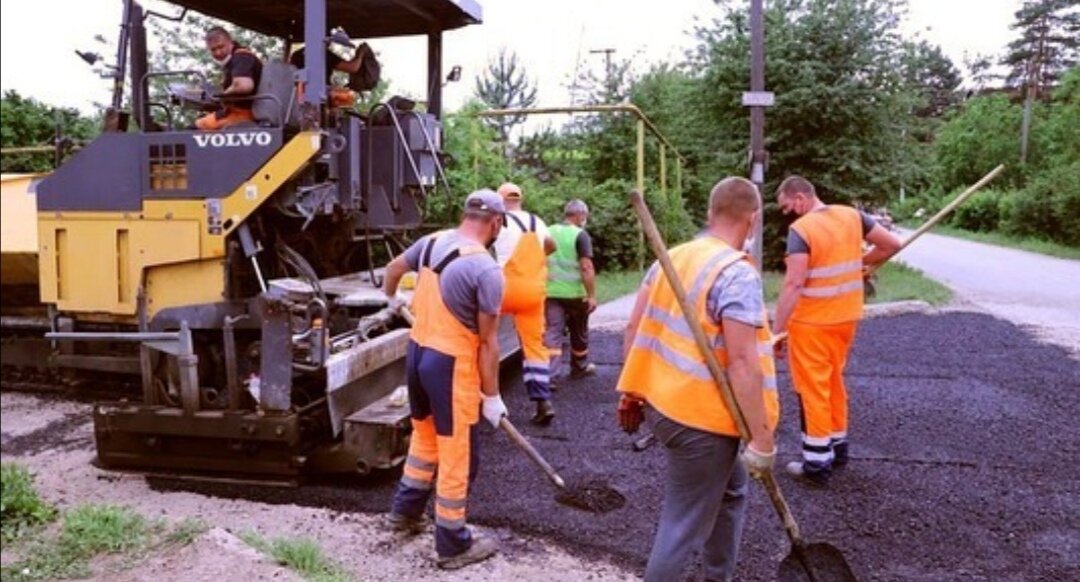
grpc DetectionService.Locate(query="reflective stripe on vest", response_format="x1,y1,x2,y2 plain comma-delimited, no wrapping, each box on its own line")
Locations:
790,206,865,324
616,236,780,437
547,223,586,298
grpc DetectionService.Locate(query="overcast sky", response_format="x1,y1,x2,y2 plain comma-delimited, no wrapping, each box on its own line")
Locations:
1,0,1021,121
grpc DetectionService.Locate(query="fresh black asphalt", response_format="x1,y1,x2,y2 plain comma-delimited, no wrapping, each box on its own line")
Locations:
153,312,1080,581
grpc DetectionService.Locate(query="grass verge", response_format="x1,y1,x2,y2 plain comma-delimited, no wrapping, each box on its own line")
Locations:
2,463,56,543
595,269,644,303
240,531,352,582
867,262,952,305
603,262,950,307
3,504,162,581
2,463,209,582
902,224,1080,260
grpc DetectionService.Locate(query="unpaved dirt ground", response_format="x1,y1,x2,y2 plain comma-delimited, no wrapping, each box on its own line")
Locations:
3,310,1078,581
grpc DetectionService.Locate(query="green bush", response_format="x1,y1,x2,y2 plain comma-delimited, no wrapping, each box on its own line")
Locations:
522,176,694,272
1,463,55,542
934,95,1026,193
1005,160,1080,246
949,189,1003,233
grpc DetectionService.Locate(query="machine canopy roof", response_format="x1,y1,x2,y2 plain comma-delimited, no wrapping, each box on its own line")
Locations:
166,0,482,39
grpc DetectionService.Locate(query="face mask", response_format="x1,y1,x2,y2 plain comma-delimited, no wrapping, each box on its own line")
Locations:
214,54,232,67
743,236,755,253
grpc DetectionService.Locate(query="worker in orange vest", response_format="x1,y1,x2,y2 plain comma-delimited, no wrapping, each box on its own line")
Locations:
493,182,558,425
617,177,779,582
382,189,508,570
772,175,901,486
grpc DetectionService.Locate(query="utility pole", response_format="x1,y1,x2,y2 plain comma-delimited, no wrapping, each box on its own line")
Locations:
743,0,772,266
590,48,616,96
1019,20,1046,165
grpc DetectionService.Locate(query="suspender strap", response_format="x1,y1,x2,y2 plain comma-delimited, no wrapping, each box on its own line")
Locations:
421,235,439,269
504,213,529,232
432,249,463,274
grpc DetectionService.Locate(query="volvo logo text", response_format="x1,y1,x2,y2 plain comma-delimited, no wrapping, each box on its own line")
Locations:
193,132,273,148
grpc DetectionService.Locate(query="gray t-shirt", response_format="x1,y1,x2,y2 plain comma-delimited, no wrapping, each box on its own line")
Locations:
644,254,765,329
403,230,505,334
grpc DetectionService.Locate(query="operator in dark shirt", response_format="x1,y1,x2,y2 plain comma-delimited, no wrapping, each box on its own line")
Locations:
195,26,263,130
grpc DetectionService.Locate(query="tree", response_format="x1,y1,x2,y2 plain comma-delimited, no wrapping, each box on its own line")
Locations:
563,55,640,184
680,0,944,268
1001,0,1080,98
1001,0,1079,163
0,91,97,173
473,49,538,143
934,95,1026,193
900,40,963,119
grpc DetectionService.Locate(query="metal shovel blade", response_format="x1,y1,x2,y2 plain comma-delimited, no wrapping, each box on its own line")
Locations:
779,543,858,582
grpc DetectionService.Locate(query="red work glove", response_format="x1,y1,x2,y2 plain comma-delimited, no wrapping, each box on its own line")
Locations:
617,394,645,434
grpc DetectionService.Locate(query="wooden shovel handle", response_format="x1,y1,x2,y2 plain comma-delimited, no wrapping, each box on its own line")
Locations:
629,189,802,544
866,164,1004,277
500,417,566,490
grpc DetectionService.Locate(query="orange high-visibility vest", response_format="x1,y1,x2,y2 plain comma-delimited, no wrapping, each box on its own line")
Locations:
617,236,779,438
501,212,547,312
789,205,865,325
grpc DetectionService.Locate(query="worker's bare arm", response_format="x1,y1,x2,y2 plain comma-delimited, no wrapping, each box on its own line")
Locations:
863,224,902,267
772,252,808,335
722,318,773,452
223,76,254,96
477,312,501,398
580,256,597,313
382,254,410,298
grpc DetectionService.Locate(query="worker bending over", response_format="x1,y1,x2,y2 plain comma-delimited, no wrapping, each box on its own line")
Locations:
383,190,509,570
617,177,779,582
493,182,558,425
772,175,901,486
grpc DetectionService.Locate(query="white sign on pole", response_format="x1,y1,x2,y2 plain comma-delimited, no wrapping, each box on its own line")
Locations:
742,91,775,107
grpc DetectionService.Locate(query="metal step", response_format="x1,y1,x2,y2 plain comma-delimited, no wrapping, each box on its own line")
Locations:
341,387,411,475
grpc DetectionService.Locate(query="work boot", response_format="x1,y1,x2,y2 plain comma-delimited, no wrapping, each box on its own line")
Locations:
785,461,830,487
530,399,555,426
436,536,499,570
385,511,430,535
569,363,597,379
832,441,850,468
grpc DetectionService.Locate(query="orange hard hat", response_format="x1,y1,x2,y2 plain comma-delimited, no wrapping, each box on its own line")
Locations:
497,182,523,200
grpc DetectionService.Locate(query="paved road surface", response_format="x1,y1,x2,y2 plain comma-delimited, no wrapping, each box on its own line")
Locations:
153,313,1080,581
894,229,1080,350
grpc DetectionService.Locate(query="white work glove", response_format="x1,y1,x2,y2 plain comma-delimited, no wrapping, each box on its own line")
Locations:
385,291,407,314
481,394,508,429
740,443,776,479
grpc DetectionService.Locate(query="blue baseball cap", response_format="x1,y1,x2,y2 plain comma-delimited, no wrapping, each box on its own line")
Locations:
463,189,506,217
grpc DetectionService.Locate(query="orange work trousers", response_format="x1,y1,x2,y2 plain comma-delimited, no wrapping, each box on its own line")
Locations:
502,229,550,402
195,107,255,130
788,320,857,470
502,287,550,402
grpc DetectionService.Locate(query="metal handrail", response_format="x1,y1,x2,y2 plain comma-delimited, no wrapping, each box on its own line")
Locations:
475,104,686,200
478,104,687,163
406,110,452,198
